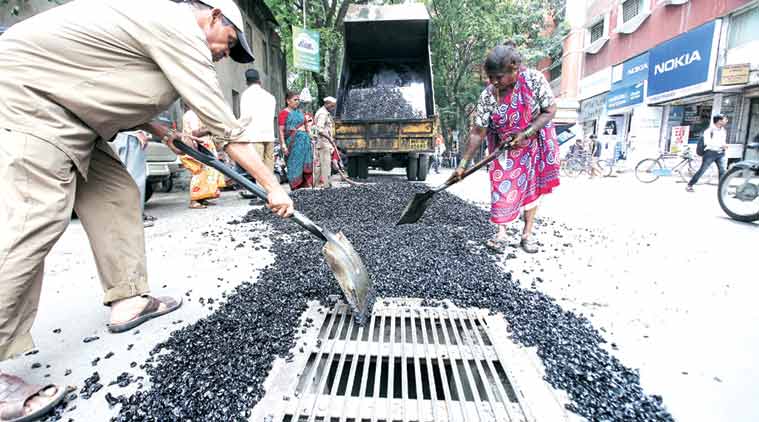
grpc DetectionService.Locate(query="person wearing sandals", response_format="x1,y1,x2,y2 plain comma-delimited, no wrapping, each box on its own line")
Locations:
0,1,295,419
181,107,226,209
453,41,560,254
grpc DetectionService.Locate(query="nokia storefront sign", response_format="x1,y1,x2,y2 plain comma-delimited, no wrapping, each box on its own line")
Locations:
647,20,721,103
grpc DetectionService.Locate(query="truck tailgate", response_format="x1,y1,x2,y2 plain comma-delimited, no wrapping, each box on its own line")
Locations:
335,119,435,153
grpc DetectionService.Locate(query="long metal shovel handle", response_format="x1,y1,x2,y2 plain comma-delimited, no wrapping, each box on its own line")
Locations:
435,137,513,192
172,136,328,242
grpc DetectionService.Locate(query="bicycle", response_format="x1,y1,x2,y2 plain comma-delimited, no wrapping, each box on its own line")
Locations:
564,152,612,178
634,149,716,184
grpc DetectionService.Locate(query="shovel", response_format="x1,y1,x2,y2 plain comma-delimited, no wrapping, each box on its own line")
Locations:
397,137,512,225
173,138,373,323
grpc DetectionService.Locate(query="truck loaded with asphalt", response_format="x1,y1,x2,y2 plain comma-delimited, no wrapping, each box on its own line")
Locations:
334,4,438,181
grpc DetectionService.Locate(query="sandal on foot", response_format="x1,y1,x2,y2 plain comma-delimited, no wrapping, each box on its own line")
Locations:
107,296,182,334
520,237,539,254
485,238,508,253
0,374,66,422
189,202,206,209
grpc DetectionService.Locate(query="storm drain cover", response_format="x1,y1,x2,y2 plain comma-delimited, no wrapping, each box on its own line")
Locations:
251,299,570,422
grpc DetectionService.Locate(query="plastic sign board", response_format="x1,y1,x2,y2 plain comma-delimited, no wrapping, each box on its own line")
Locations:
647,21,721,104
670,125,690,153
719,64,750,86
293,26,320,72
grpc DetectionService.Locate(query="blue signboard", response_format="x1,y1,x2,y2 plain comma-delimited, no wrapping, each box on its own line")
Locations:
607,81,645,111
611,53,649,90
647,21,717,99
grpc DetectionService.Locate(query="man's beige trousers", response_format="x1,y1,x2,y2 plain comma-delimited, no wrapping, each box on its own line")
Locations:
0,129,149,361
314,141,332,188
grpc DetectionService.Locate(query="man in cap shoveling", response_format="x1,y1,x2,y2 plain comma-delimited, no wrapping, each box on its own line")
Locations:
0,0,293,419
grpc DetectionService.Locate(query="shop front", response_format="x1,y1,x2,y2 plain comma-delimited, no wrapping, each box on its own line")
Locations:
646,20,722,152
607,52,663,160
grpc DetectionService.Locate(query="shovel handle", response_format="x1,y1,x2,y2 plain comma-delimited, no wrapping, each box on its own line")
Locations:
438,137,512,191
172,136,328,242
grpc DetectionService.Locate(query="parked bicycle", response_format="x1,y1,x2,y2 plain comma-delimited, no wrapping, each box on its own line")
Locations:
634,149,716,184
563,151,612,178
718,142,759,222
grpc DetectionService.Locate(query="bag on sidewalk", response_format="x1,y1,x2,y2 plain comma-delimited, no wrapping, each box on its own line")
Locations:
696,130,711,157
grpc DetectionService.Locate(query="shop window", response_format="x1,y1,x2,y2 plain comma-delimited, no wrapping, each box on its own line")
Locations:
728,6,759,49
616,0,650,34
658,0,688,5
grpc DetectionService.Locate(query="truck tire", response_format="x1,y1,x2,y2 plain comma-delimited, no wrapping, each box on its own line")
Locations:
417,155,430,181
357,156,369,179
145,182,154,203
406,157,418,181
347,157,360,178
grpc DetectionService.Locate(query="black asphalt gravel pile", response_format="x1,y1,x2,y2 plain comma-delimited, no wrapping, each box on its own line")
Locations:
342,87,424,121
110,181,672,421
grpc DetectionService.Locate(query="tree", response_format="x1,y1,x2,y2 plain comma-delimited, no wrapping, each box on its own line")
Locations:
428,0,567,150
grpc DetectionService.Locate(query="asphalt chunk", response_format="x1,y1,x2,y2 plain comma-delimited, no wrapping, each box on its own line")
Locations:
113,181,673,422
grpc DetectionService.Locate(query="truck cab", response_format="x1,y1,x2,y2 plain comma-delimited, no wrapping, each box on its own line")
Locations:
335,4,437,181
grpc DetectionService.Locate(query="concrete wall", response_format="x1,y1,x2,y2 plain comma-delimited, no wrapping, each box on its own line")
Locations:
0,0,286,113
583,0,753,77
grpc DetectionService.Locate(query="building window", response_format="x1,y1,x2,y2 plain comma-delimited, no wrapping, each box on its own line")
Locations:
622,0,641,23
729,6,759,49
549,63,562,82
232,90,240,118
590,21,604,43
585,14,610,54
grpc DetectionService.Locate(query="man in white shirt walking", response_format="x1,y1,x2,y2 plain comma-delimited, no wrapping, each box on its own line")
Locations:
687,114,728,191
239,68,277,198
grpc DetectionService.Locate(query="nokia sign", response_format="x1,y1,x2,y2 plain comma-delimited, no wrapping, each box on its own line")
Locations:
647,21,719,101
653,50,701,75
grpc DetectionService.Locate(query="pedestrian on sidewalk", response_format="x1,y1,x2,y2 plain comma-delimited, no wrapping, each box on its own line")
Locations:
453,40,560,254
432,134,446,174
589,134,603,178
280,91,314,190
314,97,337,188
181,107,226,208
0,0,293,418
686,114,728,192
238,68,277,200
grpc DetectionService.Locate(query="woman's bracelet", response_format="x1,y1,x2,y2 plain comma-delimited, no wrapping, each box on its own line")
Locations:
459,158,469,168
523,126,536,138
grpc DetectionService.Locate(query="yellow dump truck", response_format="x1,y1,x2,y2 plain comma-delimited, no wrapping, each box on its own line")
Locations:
335,4,437,181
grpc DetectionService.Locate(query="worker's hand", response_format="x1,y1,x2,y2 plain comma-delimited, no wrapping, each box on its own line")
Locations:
165,135,197,156
267,188,294,218
447,166,465,183
135,131,150,150
509,132,528,149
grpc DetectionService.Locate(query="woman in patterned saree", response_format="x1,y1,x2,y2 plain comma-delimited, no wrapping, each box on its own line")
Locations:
280,91,314,190
454,41,560,253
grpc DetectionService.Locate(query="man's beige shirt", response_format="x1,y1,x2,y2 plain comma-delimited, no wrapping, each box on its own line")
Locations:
314,106,334,144
0,0,247,178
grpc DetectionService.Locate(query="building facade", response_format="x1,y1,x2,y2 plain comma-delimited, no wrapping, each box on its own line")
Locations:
0,0,287,122
560,0,759,162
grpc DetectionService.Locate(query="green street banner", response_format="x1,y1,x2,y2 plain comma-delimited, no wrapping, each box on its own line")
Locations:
293,26,320,72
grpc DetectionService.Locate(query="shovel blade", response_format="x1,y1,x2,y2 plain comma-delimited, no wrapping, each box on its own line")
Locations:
396,191,435,225
322,231,374,324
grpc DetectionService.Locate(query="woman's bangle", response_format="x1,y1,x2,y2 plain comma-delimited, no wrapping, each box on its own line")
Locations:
524,126,536,138
459,158,469,168
161,129,175,144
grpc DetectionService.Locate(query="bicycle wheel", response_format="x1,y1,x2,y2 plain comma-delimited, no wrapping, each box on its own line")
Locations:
718,166,759,222
565,158,583,177
597,160,613,177
635,159,662,183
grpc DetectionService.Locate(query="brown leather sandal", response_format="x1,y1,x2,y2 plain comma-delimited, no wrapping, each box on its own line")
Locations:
0,374,66,422
107,295,182,334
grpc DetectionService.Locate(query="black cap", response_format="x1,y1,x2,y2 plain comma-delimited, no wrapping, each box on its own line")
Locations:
246,68,261,83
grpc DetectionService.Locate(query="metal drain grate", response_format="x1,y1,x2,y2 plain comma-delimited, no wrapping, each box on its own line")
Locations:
252,299,570,422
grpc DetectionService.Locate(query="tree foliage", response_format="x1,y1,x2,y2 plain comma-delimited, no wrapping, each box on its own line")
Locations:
429,0,567,146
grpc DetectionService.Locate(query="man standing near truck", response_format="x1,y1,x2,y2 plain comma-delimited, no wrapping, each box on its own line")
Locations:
0,0,293,418
314,97,337,188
